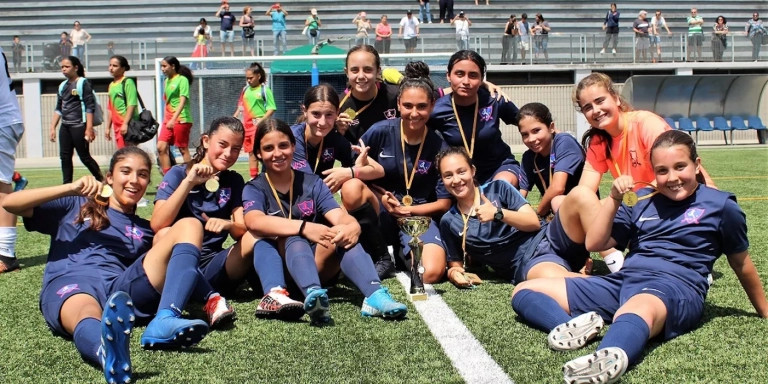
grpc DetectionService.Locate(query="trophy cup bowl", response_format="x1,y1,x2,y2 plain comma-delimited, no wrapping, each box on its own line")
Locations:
397,216,432,301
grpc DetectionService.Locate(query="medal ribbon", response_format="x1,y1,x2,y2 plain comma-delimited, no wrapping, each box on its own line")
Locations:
339,85,379,119
306,130,325,174
460,187,481,269
265,171,294,218
400,120,428,199
450,95,479,157
624,181,659,206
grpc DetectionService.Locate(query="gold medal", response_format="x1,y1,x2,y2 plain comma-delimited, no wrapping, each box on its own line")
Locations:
95,185,113,206
343,108,357,120
622,191,638,207
402,194,413,206
205,178,219,192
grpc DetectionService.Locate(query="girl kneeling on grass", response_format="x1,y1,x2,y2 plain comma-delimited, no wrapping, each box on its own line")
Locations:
243,118,407,325
3,147,210,384
152,116,259,327
511,130,768,384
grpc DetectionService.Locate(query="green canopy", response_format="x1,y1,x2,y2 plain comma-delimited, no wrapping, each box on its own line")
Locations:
269,44,346,74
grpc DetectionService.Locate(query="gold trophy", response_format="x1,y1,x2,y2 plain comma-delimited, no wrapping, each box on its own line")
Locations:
397,216,431,301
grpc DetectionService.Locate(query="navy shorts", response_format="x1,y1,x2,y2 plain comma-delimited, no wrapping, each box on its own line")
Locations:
522,212,590,279
566,269,705,340
200,247,235,292
490,157,522,185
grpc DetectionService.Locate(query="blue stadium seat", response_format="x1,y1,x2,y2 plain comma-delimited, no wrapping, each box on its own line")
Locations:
677,117,698,143
730,116,748,145
663,117,676,129
695,116,714,132
712,116,730,144
747,115,767,130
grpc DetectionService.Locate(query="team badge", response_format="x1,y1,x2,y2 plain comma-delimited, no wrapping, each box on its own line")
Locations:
416,160,431,175
297,200,315,217
681,208,705,224
480,106,493,122
218,188,232,205
158,181,169,190
125,226,145,240
322,148,335,162
57,284,80,297
384,109,397,119
243,201,255,210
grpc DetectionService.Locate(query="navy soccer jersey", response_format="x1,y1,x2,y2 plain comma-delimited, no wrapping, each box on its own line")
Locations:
155,164,245,256
612,185,748,298
290,122,354,176
361,118,450,205
339,82,400,143
439,180,539,275
519,132,585,195
243,171,339,223
430,87,520,183
24,196,153,288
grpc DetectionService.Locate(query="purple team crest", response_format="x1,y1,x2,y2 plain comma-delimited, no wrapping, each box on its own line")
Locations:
125,226,145,240
480,106,493,122
158,181,169,190
681,208,705,224
57,284,80,297
218,188,232,205
322,148,335,162
416,160,431,174
243,201,255,210
292,159,308,170
384,109,397,119
297,200,315,217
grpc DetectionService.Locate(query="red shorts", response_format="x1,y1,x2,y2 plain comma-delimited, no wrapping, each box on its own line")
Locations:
113,126,126,149
243,127,256,153
159,120,192,148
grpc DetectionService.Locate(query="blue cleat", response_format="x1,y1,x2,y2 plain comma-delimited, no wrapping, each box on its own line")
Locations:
361,287,407,319
303,287,331,326
13,177,28,192
100,291,134,384
140,308,208,350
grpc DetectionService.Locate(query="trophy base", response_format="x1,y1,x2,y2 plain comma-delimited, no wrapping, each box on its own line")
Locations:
409,292,428,301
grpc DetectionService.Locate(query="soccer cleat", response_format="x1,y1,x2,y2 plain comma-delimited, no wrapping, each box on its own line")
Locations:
203,293,236,329
563,347,628,384
360,287,407,319
100,291,134,384
255,288,305,321
548,311,604,351
140,308,208,349
374,257,395,280
0,255,20,274
13,177,28,192
303,287,331,326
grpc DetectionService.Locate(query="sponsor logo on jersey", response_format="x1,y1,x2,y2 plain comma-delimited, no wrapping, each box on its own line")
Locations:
292,159,308,171
57,283,80,297
243,201,255,210
158,181,169,190
297,200,315,217
681,208,705,224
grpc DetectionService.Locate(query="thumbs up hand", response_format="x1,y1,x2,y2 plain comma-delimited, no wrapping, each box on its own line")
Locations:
474,194,498,223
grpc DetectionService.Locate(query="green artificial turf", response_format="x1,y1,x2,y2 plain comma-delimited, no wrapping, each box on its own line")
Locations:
1,147,766,383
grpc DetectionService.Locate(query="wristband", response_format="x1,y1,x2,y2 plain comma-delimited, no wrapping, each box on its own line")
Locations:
354,166,360,179
298,220,307,236
350,167,355,179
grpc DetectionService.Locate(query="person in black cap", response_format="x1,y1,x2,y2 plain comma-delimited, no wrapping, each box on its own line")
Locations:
399,10,420,53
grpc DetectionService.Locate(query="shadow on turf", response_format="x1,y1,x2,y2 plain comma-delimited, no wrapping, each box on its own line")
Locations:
18,253,48,269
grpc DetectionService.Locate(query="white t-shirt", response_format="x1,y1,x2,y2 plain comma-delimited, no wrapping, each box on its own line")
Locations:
454,19,470,38
0,47,23,126
400,16,420,38
69,29,90,47
650,16,667,35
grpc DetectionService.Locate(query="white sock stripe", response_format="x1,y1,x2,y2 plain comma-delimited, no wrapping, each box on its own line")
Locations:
395,272,513,384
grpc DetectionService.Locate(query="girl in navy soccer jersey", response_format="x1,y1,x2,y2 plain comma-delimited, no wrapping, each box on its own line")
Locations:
3,147,211,384
511,130,768,384
430,50,521,187
152,116,259,328
243,118,407,325
437,147,606,289
342,72,451,283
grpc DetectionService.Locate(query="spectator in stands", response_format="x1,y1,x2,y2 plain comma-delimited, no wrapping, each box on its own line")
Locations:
59,32,73,58
600,3,619,55
69,21,91,65
375,15,393,58
438,0,454,24
240,6,256,56
399,10,420,53
266,3,288,56
106,41,115,57
0,46,25,274
192,18,212,63
711,16,728,62
418,0,432,24
11,36,23,73
305,8,321,46
502,14,519,64
216,1,237,57
650,10,671,63
519,13,531,63
687,8,704,62
746,12,766,61
353,12,372,46
49,56,104,184
532,13,550,62
632,10,651,63
451,11,471,51
475,0,489,5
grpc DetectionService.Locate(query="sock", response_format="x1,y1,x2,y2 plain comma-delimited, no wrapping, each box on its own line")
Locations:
338,244,381,297
603,250,625,273
0,227,18,258
157,243,200,314
598,313,650,365
12,171,21,182
347,202,390,262
511,289,573,332
284,236,322,296
192,271,216,302
252,239,287,293
73,317,102,367
249,167,258,179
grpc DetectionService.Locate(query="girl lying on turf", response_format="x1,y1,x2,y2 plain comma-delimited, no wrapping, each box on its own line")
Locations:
511,130,768,384
2,147,210,384
243,118,407,325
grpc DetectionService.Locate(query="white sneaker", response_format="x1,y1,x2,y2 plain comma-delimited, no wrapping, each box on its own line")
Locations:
548,311,604,351
599,49,605,54
612,48,617,54
203,293,236,328
563,347,628,384
255,287,305,321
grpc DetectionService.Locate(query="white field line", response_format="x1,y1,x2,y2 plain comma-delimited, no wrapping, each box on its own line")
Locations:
395,272,513,384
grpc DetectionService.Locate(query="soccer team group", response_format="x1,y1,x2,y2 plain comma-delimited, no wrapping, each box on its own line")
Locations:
2,44,768,384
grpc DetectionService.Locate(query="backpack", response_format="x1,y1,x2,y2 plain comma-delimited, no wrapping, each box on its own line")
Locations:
120,78,159,143
58,78,104,126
